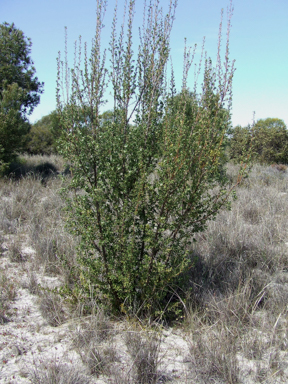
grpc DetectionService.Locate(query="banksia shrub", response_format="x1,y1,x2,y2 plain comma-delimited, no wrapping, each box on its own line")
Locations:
57,0,247,318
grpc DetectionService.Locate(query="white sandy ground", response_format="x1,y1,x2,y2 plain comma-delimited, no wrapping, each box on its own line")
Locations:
1,236,288,383
0,240,194,383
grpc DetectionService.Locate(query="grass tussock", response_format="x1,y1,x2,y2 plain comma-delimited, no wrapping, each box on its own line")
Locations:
125,330,161,384
184,163,288,383
38,291,67,327
71,310,118,377
29,360,91,384
0,268,18,323
189,320,240,383
0,155,78,281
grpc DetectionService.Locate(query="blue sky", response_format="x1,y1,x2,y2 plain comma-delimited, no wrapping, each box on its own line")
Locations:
1,0,288,128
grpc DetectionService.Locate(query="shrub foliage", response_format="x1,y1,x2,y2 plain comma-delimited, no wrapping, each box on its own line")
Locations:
57,0,246,317
229,118,288,164
26,111,61,155
0,22,43,172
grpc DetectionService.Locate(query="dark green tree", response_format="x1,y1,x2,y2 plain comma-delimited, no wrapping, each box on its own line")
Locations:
0,22,44,171
26,110,61,155
229,118,288,164
228,125,252,163
252,118,288,164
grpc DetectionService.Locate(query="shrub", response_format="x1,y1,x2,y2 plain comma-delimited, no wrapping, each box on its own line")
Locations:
253,118,288,164
26,121,55,155
26,111,61,155
0,83,31,173
0,22,43,173
228,124,252,163
229,118,288,164
57,0,247,317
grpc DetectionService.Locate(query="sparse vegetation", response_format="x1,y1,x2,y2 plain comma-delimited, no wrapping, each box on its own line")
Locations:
1,0,288,382
30,360,91,384
125,330,161,384
0,267,17,323
1,155,288,382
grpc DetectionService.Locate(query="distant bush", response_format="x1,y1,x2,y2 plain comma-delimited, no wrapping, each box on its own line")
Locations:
229,118,288,164
26,111,61,155
228,125,252,163
0,22,43,174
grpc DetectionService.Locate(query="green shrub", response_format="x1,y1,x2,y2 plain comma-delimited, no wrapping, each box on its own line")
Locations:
26,111,61,155
229,118,288,164
57,0,247,317
228,125,252,163
0,83,31,173
0,22,43,173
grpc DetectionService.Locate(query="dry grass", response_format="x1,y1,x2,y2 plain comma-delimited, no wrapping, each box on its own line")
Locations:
125,330,161,384
29,360,91,384
38,291,67,327
0,267,18,323
189,321,240,383
0,156,78,281
7,237,27,262
1,157,288,382
71,311,119,377
183,163,288,383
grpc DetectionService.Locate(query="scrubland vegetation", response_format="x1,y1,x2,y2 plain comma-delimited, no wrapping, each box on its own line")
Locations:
1,155,288,383
1,0,288,382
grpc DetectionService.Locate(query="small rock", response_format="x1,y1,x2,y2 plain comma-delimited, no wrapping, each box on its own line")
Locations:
11,345,22,356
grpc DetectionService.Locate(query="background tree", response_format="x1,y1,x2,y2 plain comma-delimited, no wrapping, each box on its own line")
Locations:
229,118,288,164
0,83,30,167
26,109,111,155
228,124,252,163
0,22,43,171
252,118,288,164
26,110,61,155
57,0,246,317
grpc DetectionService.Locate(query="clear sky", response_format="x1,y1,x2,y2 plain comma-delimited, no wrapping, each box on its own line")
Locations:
1,0,288,128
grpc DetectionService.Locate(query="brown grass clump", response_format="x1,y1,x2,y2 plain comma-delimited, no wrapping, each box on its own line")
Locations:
71,311,119,377
29,360,91,384
271,163,288,172
125,331,161,384
0,268,17,323
38,291,67,327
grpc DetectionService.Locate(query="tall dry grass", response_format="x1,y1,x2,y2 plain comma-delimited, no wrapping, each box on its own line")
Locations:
185,163,288,383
